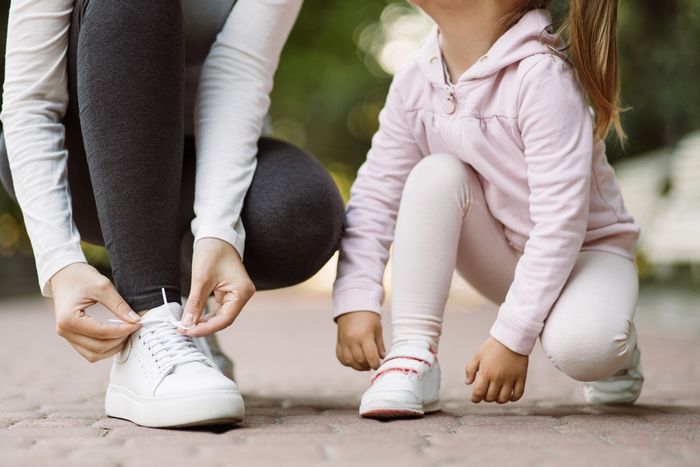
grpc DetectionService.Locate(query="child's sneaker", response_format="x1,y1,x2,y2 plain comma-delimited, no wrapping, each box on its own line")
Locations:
584,347,644,405
359,342,440,418
105,291,244,427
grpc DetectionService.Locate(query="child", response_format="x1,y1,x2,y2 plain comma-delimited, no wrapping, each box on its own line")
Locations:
333,0,643,418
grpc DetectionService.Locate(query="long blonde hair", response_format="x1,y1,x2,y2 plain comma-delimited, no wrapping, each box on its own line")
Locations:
506,0,625,141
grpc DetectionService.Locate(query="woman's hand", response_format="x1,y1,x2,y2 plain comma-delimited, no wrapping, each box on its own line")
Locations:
50,263,141,362
336,311,386,371
466,337,528,404
181,238,255,337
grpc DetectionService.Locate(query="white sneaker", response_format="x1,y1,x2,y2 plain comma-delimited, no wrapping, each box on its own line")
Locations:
187,299,235,381
194,333,235,381
105,291,244,427
584,347,644,405
359,342,441,418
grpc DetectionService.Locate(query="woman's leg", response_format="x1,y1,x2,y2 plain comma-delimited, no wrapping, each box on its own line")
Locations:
540,251,639,381
179,136,346,294
76,0,186,310
390,153,520,350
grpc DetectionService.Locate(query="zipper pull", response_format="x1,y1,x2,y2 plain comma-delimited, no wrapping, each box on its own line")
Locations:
442,86,457,115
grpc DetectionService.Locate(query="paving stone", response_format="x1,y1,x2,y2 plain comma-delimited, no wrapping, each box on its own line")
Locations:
0,289,699,466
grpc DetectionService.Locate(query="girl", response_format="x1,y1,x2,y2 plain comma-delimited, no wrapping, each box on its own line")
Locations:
1,0,344,427
333,0,643,418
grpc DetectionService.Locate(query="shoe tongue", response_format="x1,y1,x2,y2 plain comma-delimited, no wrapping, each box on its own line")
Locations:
142,301,184,321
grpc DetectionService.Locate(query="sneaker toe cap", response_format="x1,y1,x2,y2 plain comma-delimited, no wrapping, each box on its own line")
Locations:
156,368,239,397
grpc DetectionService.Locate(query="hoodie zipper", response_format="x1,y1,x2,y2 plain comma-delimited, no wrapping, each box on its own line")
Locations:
440,54,462,153
440,54,458,115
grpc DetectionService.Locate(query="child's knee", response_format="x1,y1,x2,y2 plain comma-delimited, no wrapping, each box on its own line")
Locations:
403,153,472,205
541,320,637,382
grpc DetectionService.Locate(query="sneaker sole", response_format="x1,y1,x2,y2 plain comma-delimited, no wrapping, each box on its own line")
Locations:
105,384,244,428
360,399,441,419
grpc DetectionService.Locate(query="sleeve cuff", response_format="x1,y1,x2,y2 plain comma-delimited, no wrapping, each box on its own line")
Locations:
332,287,384,320
489,314,541,356
38,250,88,298
193,225,246,260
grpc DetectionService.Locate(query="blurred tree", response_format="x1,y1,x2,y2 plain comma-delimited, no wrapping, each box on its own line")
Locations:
615,0,700,161
0,0,698,278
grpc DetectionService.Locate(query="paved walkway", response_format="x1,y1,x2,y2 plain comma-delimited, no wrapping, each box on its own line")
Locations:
1,285,699,466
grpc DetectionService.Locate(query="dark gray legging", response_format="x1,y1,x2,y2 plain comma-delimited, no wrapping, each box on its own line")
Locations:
0,0,345,311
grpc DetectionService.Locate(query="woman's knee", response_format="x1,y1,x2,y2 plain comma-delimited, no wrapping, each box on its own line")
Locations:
241,138,345,289
541,316,637,382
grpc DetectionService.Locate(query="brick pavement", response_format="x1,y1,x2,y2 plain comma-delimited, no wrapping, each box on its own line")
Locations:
0,286,698,466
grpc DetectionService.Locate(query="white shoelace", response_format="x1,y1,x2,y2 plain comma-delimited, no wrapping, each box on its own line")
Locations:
111,289,211,375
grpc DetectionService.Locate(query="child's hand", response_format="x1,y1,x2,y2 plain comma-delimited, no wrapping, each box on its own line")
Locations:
336,311,386,371
466,337,528,404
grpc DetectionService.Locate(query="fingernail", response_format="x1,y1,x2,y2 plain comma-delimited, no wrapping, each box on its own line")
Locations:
182,312,193,326
128,311,140,321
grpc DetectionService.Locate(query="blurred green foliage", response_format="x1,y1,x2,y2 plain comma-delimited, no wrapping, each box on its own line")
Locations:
0,0,698,264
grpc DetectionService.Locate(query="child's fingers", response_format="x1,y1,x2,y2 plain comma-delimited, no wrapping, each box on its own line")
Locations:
374,333,386,359
350,344,370,371
511,379,526,402
340,345,357,369
465,357,479,385
497,383,513,404
361,339,381,370
484,381,501,403
336,342,348,366
470,374,489,403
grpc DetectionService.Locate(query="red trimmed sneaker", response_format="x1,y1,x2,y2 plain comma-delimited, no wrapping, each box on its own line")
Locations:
359,342,440,418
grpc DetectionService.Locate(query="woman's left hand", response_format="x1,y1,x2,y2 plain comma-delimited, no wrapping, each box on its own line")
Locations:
181,238,256,337
466,337,528,404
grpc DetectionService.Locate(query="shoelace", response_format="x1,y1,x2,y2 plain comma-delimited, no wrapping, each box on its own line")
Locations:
111,289,211,375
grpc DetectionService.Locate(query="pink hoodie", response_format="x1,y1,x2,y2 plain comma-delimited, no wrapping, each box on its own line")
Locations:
332,9,640,355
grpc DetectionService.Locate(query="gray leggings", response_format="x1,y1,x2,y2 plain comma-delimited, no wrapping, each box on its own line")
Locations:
0,0,345,311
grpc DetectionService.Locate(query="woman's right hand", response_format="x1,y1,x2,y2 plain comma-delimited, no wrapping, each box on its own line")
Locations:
50,263,141,362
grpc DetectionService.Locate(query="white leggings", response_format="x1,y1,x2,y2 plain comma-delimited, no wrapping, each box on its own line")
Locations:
391,154,639,382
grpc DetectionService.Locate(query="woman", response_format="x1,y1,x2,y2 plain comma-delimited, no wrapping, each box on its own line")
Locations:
0,0,344,427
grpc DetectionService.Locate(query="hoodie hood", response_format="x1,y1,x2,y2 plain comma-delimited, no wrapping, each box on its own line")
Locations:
416,9,561,86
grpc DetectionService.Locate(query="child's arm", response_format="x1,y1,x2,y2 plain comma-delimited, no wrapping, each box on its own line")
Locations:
333,77,423,371
469,56,594,402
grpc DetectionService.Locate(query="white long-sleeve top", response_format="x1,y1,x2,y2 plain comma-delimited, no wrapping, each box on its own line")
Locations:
1,0,302,296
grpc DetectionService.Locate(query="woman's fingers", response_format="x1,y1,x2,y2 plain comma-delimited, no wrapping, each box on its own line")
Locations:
184,291,243,337
92,278,140,324
68,339,126,363
61,312,138,340
64,331,127,355
183,276,213,327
